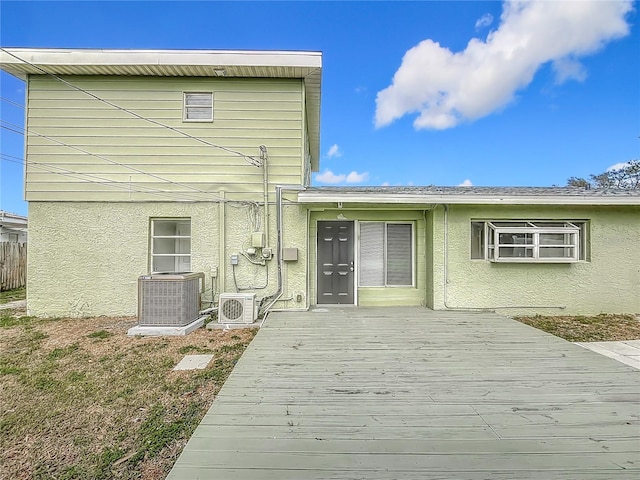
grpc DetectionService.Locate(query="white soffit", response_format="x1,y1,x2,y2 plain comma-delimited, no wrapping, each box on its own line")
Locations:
0,48,322,76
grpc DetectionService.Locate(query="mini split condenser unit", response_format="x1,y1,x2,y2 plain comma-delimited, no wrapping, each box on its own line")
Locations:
138,272,204,327
218,293,257,324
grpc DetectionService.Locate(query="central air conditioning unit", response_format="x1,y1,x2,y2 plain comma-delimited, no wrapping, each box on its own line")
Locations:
218,293,257,324
138,272,204,327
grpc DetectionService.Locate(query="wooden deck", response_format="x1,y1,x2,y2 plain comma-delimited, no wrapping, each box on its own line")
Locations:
167,307,640,479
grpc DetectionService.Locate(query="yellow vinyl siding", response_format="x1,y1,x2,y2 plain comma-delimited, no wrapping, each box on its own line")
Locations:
26,164,299,176
25,76,305,202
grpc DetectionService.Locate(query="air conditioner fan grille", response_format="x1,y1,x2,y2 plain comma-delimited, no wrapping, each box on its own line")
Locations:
222,298,244,321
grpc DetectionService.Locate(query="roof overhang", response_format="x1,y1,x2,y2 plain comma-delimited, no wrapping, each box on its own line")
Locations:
0,211,28,228
0,47,322,169
297,191,640,206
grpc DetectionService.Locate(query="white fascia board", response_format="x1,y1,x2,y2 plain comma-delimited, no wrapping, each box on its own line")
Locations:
0,211,28,224
1,48,321,70
296,193,640,206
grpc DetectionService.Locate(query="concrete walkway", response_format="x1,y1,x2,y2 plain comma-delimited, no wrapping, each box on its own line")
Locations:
0,299,26,310
168,308,640,479
576,340,640,370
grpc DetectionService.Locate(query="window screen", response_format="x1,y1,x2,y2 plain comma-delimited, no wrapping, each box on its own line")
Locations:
359,223,385,286
386,224,412,285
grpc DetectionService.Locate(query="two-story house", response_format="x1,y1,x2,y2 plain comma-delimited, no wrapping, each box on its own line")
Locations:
1,48,320,317
2,48,639,318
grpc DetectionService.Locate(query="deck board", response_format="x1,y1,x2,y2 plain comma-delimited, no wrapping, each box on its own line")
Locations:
167,307,640,479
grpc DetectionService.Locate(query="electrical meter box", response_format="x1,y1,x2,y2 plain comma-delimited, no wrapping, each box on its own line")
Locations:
251,232,265,248
282,247,298,261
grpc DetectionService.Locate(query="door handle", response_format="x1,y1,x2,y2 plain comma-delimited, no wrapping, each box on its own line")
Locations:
350,261,354,272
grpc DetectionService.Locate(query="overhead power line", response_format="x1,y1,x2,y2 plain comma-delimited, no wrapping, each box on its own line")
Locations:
0,122,257,205
1,96,24,109
0,152,227,203
0,48,263,167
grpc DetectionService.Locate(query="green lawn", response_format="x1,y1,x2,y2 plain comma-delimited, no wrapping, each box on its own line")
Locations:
0,287,26,304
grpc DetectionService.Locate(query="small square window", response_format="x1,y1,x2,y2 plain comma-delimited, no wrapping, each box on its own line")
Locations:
150,219,191,273
183,92,213,122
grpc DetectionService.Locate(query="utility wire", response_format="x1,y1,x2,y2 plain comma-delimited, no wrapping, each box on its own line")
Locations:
0,153,255,207
0,119,259,205
1,152,260,205
1,153,262,207
0,152,227,203
0,48,263,167
1,49,268,206
0,96,24,109
0,152,24,162
232,262,269,292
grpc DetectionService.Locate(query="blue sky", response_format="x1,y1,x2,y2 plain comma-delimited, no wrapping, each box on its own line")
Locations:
1,1,638,216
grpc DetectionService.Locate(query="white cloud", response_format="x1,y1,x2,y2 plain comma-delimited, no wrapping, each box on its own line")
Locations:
315,169,369,184
327,144,342,158
315,170,346,184
552,57,587,84
458,179,473,186
346,171,369,183
607,162,629,172
381,181,390,186
375,1,632,130
475,13,494,30
355,86,368,94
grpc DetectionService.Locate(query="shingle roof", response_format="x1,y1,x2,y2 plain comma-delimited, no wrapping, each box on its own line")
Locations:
297,186,640,205
307,186,640,196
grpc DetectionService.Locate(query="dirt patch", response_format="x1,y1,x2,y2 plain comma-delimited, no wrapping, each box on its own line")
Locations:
514,313,640,342
0,311,257,479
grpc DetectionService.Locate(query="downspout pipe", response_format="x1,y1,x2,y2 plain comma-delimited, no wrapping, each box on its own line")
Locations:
218,190,226,296
260,145,270,250
261,184,306,322
441,204,565,311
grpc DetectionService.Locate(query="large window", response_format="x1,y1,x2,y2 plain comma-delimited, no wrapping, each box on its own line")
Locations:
150,219,191,273
471,220,587,263
359,222,414,286
183,92,213,122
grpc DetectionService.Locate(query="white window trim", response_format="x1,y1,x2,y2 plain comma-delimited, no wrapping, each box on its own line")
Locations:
476,220,582,263
183,92,213,122
358,221,415,287
150,218,192,273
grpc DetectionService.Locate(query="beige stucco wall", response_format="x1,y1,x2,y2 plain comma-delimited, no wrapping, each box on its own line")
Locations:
28,202,217,316
220,201,309,312
275,203,310,310
430,204,640,315
27,200,639,317
27,200,309,317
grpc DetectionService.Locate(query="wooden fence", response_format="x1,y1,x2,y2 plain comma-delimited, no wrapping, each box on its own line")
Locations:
0,242,27,291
